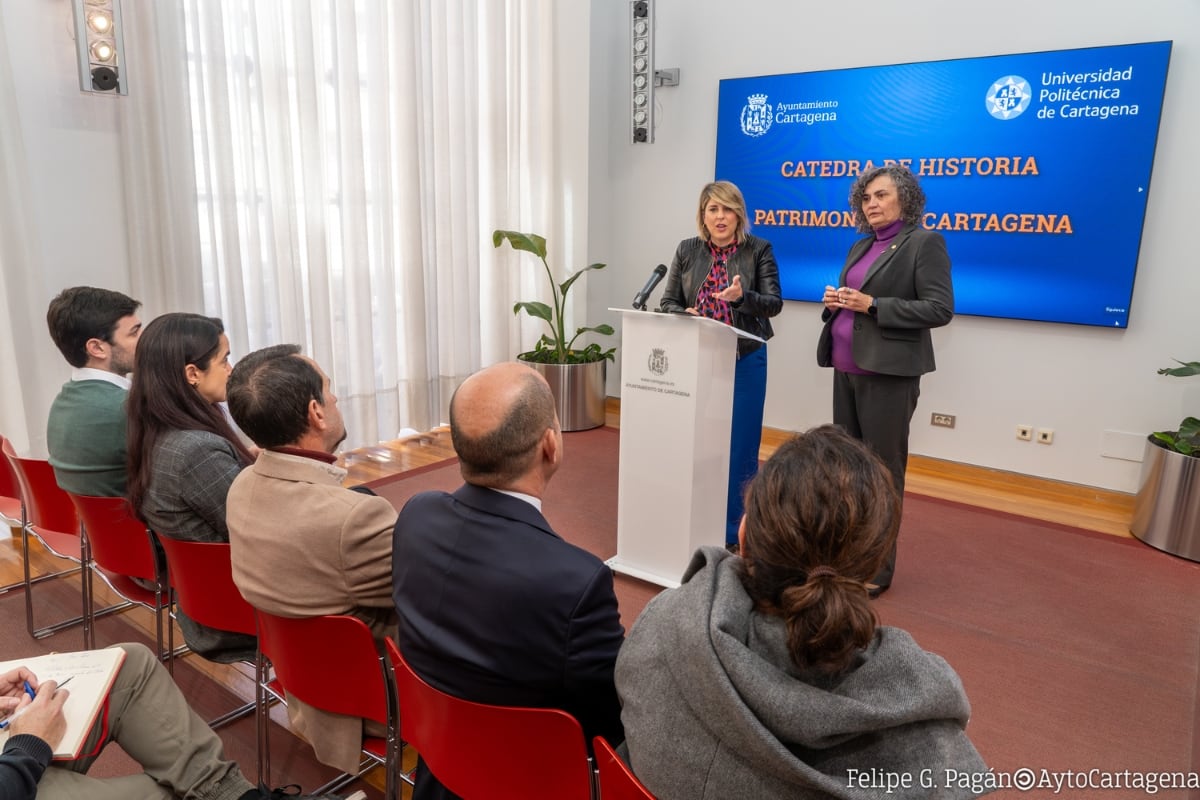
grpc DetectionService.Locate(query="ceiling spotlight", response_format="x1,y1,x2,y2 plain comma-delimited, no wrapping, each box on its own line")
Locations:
90,39,115,62
87,11,112,34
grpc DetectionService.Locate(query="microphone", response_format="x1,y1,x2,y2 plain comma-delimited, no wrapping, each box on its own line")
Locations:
632,264,668,310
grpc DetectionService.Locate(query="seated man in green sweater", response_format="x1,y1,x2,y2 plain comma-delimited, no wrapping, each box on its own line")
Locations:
45,287,142,496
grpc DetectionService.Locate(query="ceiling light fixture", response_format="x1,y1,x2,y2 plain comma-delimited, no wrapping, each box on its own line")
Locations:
71,0,127,95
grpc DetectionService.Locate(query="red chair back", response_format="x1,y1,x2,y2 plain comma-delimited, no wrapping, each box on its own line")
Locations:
2,438,81,554
0,436,23,523
384,637,594,800
68,494,158,583
157,537,255,636
255,611,388,726
594,736,656,799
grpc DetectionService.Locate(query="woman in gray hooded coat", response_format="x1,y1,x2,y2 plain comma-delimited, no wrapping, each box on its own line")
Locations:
615,425,991,799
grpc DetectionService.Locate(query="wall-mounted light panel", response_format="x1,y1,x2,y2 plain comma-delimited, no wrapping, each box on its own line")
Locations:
72,0,127,95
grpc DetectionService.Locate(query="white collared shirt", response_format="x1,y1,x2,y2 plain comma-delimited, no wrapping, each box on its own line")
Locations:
71,367,131,391
492,488,543,513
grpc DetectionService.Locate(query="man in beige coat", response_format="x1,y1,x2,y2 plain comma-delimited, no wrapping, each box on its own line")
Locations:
225,345,397,774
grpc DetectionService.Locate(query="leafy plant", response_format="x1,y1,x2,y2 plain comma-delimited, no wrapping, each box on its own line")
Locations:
493,229,616,364
1152,360,1200,456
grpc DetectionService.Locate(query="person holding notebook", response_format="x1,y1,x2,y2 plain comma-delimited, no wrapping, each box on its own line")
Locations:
0,643,362,800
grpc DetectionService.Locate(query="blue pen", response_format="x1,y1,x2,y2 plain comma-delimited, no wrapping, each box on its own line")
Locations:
0,682,35,730
1,678,71,730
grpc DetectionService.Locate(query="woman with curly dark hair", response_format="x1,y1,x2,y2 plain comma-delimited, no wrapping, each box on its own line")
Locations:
616,425,989,800
817,165,954,595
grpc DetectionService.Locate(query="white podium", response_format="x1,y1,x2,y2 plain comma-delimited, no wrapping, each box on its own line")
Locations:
607,309,763,588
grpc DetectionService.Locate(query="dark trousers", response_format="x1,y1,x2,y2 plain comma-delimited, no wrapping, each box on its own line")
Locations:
832,369,921,587
727,345,768,544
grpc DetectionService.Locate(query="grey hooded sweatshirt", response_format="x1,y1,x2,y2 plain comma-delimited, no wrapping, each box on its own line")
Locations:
616,547,992,799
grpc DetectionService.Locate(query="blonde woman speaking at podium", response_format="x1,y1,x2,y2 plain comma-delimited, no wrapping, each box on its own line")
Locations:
659,180,782,548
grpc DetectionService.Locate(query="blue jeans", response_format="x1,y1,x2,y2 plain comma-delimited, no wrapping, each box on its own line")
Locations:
727,345,767,545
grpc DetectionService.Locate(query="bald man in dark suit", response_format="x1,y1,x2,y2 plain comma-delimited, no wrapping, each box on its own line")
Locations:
391,362,624,800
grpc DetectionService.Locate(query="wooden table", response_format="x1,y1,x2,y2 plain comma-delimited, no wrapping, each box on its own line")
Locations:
337,426,457,487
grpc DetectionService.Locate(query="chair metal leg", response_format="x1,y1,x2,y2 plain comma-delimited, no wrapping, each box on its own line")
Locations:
166,588,177,673
309,767,367,797
152,583,186,665
81,533,95,650
1,566,83,595
256,652,271,787
21,525,125,642
2,522,81,595
210,699,258,730
27,602,130,639
384,655,401,800
22,524,36,635
20,526,88,640
162,590,191,672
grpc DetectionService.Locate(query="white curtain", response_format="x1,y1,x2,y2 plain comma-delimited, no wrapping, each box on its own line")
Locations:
0,3,40,454
120,0,584,449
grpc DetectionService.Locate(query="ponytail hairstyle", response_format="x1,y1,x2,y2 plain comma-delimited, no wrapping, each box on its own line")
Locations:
126,313,254,518
737,425,900,674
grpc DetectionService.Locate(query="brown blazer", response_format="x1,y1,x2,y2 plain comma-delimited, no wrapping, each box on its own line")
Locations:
227,449,398,773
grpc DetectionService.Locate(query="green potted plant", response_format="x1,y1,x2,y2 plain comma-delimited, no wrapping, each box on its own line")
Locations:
492,229,615,431
1150,360,1200,455
1131,359,1200,561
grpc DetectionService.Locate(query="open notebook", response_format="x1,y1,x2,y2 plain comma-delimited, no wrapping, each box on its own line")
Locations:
0,647,127,760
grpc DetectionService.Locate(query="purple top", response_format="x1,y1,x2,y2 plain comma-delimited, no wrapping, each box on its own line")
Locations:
830,219,904,374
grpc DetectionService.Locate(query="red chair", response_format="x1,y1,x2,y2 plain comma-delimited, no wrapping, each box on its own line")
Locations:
68,493,173,659
1,435,35,596
2,437,98,644
384,636,595,800
155,536,257,725
254,611,402,800
0,436,22,529
593,736,656,799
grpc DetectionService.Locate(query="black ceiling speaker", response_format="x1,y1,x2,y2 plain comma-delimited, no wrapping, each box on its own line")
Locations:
91,66,119,93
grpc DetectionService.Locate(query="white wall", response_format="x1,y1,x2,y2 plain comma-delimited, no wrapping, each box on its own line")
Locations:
588,0,1200,493
5,0,1197,490
0,0,132,455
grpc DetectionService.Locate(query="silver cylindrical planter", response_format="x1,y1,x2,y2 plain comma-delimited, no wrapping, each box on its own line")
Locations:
1130,436,1200,562
519,358,606,432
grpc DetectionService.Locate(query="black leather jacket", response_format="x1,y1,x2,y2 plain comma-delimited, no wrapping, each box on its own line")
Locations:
660,233,783,357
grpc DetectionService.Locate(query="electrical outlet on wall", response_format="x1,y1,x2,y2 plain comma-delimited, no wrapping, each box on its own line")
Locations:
1037,428,1055,445
931,413,956,428
1016,424,1033,441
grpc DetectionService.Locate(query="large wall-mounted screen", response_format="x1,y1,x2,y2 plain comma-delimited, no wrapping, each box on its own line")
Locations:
715,41,1172,328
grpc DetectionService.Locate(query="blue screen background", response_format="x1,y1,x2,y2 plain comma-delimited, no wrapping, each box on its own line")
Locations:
714,41,1172,328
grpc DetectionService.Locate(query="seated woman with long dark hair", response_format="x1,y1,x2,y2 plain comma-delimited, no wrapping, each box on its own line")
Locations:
126,313,257,663
616,425,991,799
